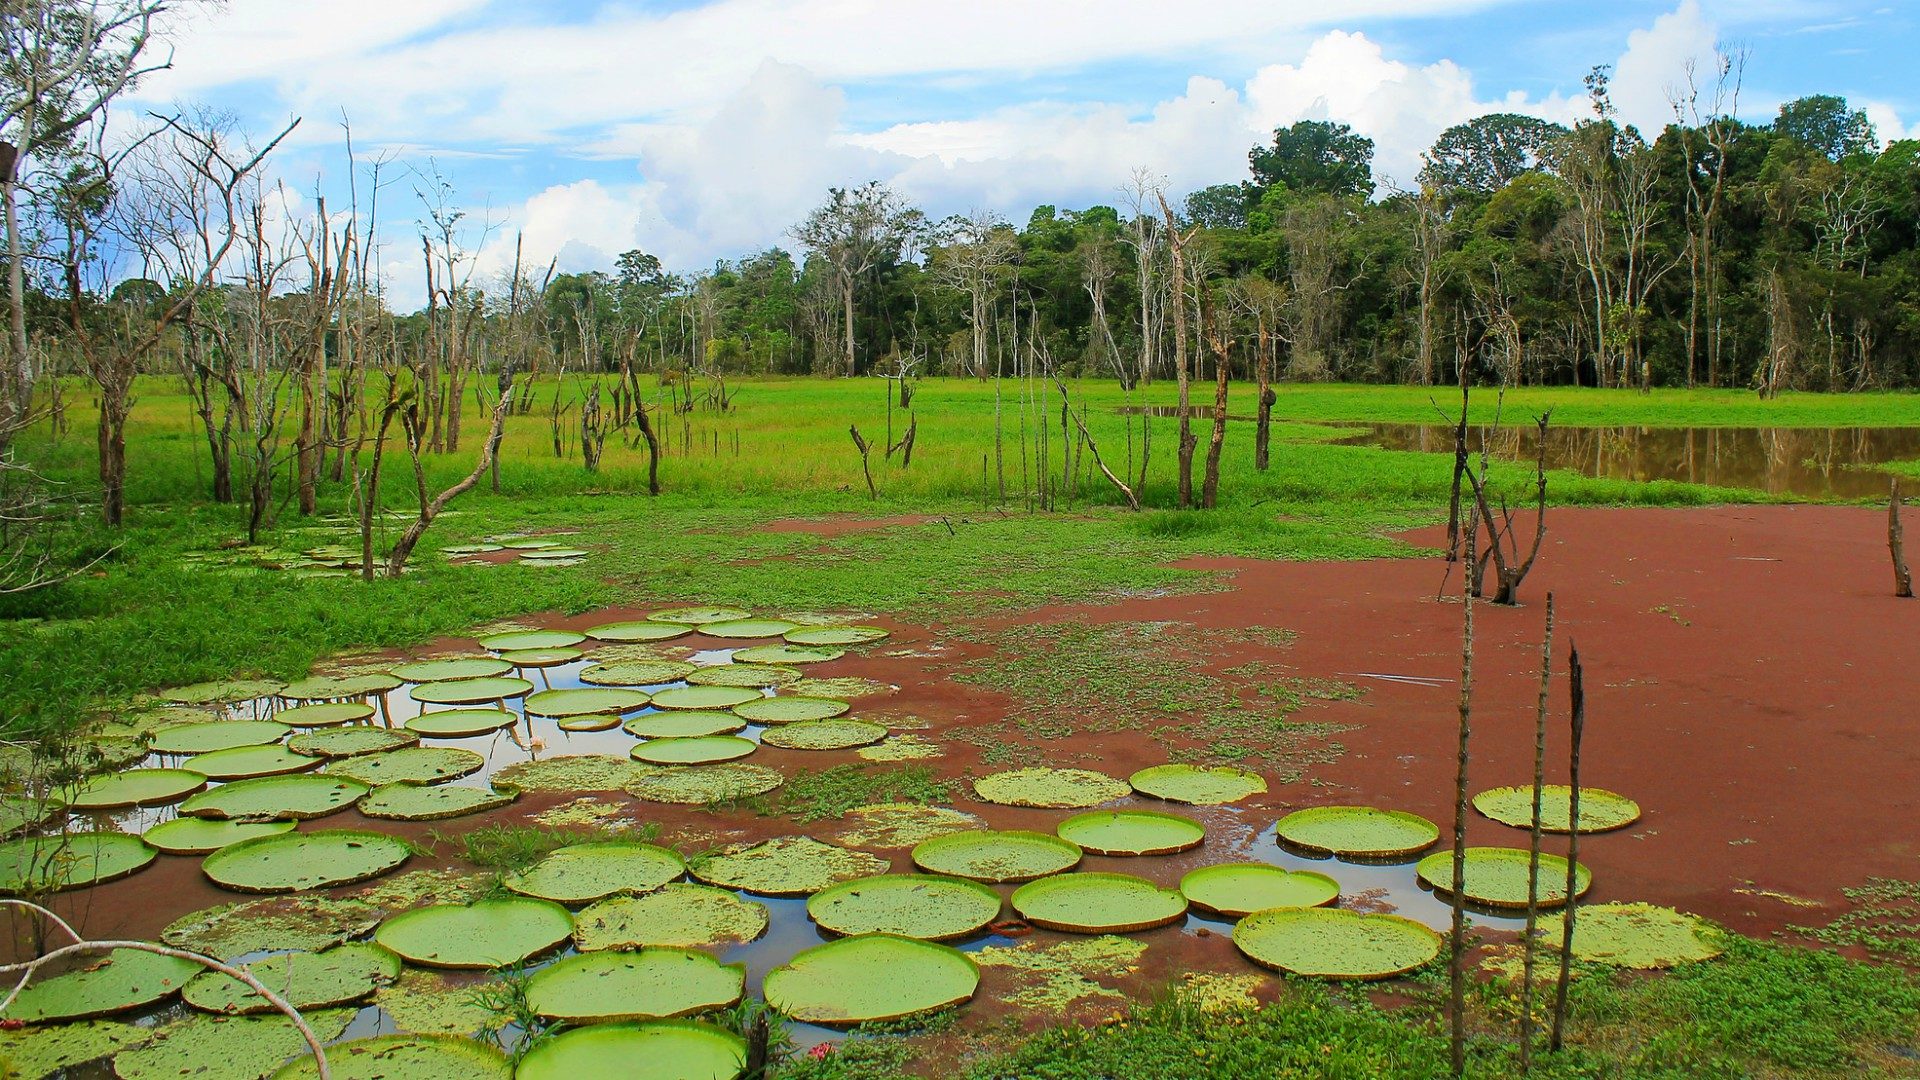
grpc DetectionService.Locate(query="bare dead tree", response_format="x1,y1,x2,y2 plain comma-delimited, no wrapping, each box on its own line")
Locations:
1550,642,1586,1051
1156,192,1198,508
384,378,513,576
1449,499,1479,1079
932,209,1014,380
1464,411,1555,604
1893,479,1912,598
1520,593,1557,1073
1198,278,1230,508
848,424,875,500
1053,374,1139,511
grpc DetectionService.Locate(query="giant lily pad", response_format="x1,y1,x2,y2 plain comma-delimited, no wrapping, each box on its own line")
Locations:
476,630,584,651
972,768,1129,809
579,660,698,687
1234,908,1440,979
374,971,505,1037
765,935,978,1024
275,702,376,728
498,647,582,668
524,688,650,718
6,948,200,1022
149,720,289,756
1011,872,1188,933
203,830,411,893
1,1018,146,1074
0,833,156,894
648,607,750,625
732,644,844,665
1129,764,1267,806
496,756,652,793
361,784,516,822
162,679,286,705
514,1021,746,1080
68,768,207,810
556,714,622,733
1055,810,1205,856
406,709,518,739
286,728,419,758
784,625,889,646
624,763,784,805
573,883,769,951
624,711,745,739
1472,786,1643,834
651,685,761,711
374,898,573,969
584,620,695,643
143,818,296,855
685,664,801,689
323,747,484,786
410,678,533,705
525,949,743,1023
630,736,757,765
911,830,1082,883
689,837,887,896
1180,863,1340,917
182,943,401,1014
731,696,848,724
391,658,514,683
184,745,322,780
834,804,983,849
1414,847,1593,909
280,674,402,701
808,874,1001,940
761,719,888,751
697,618,798,639
504,842,685,904
270,1034,511,1080
1275,806,1440,859
180,775,370,820
163,897,383,961
1537,902,1724,969
111,1009,356,1080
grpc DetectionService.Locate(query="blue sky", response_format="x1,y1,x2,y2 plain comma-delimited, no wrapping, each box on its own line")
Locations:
126,0,1915,304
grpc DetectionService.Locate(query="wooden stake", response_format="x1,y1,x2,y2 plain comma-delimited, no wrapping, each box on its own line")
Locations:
1520,594,1556,1073
1550,642,1586,1051
1449,501,1478,1079
1893,479,1912,598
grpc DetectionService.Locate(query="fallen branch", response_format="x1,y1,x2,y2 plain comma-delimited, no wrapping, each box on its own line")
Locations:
1053,377,1140,511
849,425,876,500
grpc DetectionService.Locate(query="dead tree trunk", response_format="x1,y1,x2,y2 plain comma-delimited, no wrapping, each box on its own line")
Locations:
1254,319,1275,471
1550,643,1586,1052
385,382,513,576
1200,285,1230,508
1893,479,1912,598
1157,194,1197,508
1448,501,1478,1080
1520,594,1557,1074
849,425,876,500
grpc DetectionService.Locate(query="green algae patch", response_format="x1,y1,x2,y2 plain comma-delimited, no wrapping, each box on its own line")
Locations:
374,897,573,969
1473,786,1643,834
323,747,484,786
0,833,156,894
624,711,745,739
649,606,750,625
630,735,756,765
524,688,650,718
162,679,286,705
585,620,695,643
391,657,514,683
495,755,652,793
766,934,977,1024
732,644,844,665
1415,847,1593,909
410,677,534,705
515,1021,745,1080
182,943,401,1014
699,618,800,639
504,841,686,903
1011,872,1187,933
375,970,505,1037
1180,863,1340,917
361,784,516,821
785,625,889,646
5,948,199,1022
972,768,1129,809
911,830,1081,883
148,720,289,755
858,735,943,761
184,745,321,781
525,949,744,1023
1275,805,1440,859
279,674,402,701
651,685,761,711
275,702,376,728
0,1019,148,1076
689,836,887,896
1539,902,1725,969
792,676,895,699
1233,908,1440,979
579,660,698,687
476,630,585,651
624,762,784,805
111,1008,355,1080
973,935,1147,1011
762,719,888,751
685,664,802,689
270,1034,511,1080
180,775,369,820
731,696,848,724
406,709,518,739
573,883,769,951
808,874,1002,940
832,803,983,849
144,818,295,855
1129,764,1267,806
1055,810,1205,856
68,768,206,810
203,830,410,893
287,727,419,758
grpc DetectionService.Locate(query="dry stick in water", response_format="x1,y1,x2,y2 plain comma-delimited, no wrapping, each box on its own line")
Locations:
1449,502,1479,1079
1893,479,1913,598
1550,642,1587,1051
1520,593,1557,1074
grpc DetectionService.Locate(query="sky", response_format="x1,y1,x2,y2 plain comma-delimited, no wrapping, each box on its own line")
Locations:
122,0,1917,305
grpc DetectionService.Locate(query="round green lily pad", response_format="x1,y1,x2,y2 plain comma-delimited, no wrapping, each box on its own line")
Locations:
1415,847,1593,909
504,842,686,904
624,711,745,739
808,874,1002,940
477,630,584,651
784,625,889,646
163,679,286,705
697,618,799,639
1180,863,1340,917
374,898,574,969
112,1008,356,1080
834,804,983,849
630,736,757,765
6,948,200,1022
87,735,151,772
280,674,402,701
624,762,784,804
2,1018,148,1075
204,830,410,893
361,784,516,821
766,934,979,1024
68,768,207,810
406,709,518,738
651,685,761,711
910,830,1082,883
515,1021,746,1080
287,727,420,758
1234,907,1441,979
496,755,651,793
1056,810,1205,856
649,607,750,625
1472,786,1643,834
761,719,888,751
144,817,296,854
270,1034,511,1080
1010,872,1188,933
148,720,290,756
1275,806,1441,859
374,970,506,1037
684,664,802,689
520,547,588,560
690,837,888,896
183,745,322,780
180,774,370,820
183,943,402,1014
574,883,769,951
443,543,504,555
584,620,695,643
579,661,698,688
732,644,844,665
972,768,1130,809
495,537,563,550
0,795,62,837
410,677,533,705
1129,764,1268,806
524,688,650,717
275,702,376,728
498,648,581,667
557,714,622,732
1537,902,1724,969
731,696,849,724
0,833,156,894
526,949,744,1023
391,658,514,683
323,747,484,786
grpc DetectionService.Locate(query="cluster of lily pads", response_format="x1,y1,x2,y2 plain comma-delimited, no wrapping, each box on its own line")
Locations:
444,533,592,567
